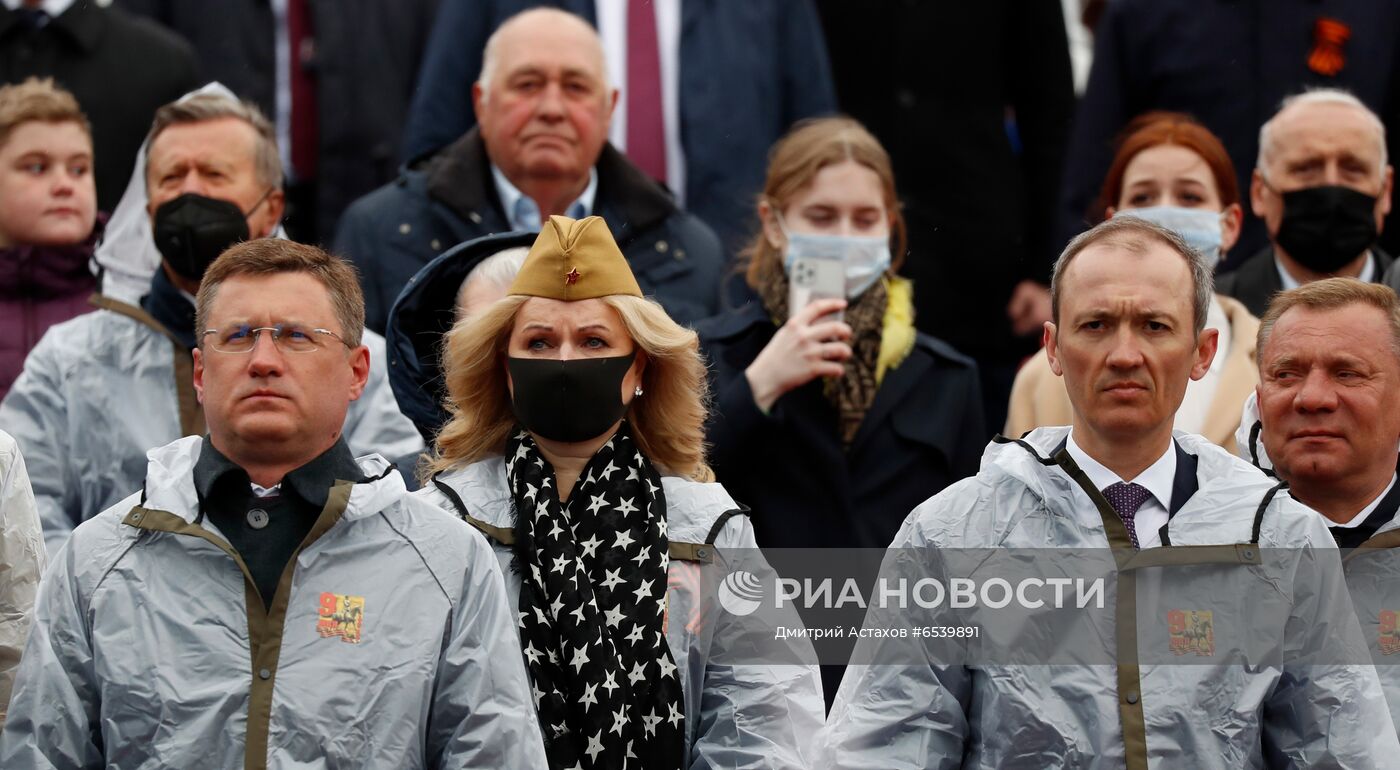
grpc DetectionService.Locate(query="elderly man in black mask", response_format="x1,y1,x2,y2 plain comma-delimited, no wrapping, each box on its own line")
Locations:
1218,88,1396,315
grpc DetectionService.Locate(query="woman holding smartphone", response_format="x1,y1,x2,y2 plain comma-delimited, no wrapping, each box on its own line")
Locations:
698,117,984,552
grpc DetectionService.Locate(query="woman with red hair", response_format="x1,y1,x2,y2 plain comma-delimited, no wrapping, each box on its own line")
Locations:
1006,111,1260,452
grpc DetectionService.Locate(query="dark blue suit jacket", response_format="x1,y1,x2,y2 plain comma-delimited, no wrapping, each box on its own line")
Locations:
335,129,725,334
399,0,836,255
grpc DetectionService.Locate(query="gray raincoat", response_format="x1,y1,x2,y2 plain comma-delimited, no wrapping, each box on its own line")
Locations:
0,429,45,728
1344,517,1400,737
0,435,547,768
417,456,825,770
0,301,424,554
823,426,1399,769
1236,391,1400,735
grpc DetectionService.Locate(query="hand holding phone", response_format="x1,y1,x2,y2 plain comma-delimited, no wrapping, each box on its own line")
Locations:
744,297,852,413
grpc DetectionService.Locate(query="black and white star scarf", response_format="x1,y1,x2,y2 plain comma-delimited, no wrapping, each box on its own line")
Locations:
507,423,685,770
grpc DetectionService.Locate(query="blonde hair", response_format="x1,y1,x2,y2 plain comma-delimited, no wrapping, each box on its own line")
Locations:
1257,277,1400,360
0,77,90,146
744,116,906,289
428,294,713,481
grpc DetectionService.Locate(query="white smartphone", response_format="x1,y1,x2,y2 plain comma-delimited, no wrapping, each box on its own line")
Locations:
788,256,845,323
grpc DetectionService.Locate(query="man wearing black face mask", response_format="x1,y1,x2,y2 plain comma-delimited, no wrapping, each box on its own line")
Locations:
1218,88,1396,316
0,90,423,555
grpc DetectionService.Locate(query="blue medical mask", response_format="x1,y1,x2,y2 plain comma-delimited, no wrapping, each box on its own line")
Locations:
1115,206,1225,271
776,213,892,298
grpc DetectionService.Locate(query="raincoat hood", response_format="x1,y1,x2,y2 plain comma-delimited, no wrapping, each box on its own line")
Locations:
95,82,289,303
385,231,535,442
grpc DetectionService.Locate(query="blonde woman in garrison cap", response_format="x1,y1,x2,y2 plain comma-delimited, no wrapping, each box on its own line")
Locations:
415,215,823,770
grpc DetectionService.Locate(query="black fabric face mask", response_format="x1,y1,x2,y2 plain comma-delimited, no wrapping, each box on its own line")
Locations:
507,353,636,443
1274,185,1379,274
152,193,253,281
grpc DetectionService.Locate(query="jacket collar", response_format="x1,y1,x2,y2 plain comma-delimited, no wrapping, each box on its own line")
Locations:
193,435,367,511
424,128,678,241
435,455,736,545
1051,435,1199,517
140,267,197,349
1329,474,1400,549
143,436,403,527
996,427,1276,531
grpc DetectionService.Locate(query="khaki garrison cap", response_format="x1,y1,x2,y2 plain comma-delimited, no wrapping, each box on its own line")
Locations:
508,215,642,300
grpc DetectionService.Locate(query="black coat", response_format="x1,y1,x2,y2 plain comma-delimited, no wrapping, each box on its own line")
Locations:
1216,245,1396,317
334,129,725,334
0,1,197,211
696,299,985,550
118,0,440,245
814,0,1074,362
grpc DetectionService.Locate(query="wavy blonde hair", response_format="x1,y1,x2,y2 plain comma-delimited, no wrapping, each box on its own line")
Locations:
428,294,713,481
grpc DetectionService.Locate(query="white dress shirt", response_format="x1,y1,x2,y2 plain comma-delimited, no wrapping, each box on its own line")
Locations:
1276,250,1376,290
595,0,685,202
1066,432,1177,549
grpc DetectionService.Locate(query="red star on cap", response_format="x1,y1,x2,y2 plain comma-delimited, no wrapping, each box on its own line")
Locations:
565,267,581,285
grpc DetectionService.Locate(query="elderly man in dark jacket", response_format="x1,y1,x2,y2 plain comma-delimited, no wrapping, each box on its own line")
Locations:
397,0,834,256
335,7,723,334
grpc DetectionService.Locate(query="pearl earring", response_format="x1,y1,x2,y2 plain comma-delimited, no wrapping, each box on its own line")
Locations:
634,386,644,397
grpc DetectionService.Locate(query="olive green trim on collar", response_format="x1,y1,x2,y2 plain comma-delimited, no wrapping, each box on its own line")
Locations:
666,541,714,563
1051,448,1138,560
91,294,181,346
463,514,515,546
122,481,354,770
1117,544,1262,571
1345,530,1400,563
460,512,713,563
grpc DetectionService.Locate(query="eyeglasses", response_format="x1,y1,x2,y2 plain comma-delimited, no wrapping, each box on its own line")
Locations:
200,323,350,354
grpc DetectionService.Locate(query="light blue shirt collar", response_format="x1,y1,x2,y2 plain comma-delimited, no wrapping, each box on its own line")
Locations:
490,165,598,232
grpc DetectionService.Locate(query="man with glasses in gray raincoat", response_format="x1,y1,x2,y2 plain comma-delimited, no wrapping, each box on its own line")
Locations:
0,240,546,768
824,217,1399,768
